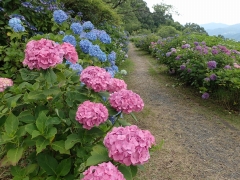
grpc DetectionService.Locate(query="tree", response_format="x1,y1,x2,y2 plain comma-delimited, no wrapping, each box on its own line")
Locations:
157,26,180,38
183,23,208,35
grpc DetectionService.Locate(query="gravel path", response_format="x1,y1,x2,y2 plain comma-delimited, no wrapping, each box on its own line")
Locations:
127,43,240,180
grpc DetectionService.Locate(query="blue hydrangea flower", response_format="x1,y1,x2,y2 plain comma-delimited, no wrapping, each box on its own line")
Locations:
12,24,25,32
21,2,33,8
88,45,107,62
111,65,119,72
79,39,93,54
99,30,111,44
58,30,65,35
0,7,4,12
86,30,97,41
108,51,116,62
80,32,86,39
82,21,94,30
63,35,76,47
69,63,83,75
70,22,83,35
97,52,107,62
53,10,68,24
105,67,115,77
8,18,21,28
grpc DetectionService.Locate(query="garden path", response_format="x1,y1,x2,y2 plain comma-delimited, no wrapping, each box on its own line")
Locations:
126,43,240,180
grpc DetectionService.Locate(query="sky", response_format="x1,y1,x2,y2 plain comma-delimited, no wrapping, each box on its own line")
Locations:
144,0,240,25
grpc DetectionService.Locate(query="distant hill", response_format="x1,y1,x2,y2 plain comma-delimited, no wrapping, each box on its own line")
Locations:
200,23,229,30
200,23,240,41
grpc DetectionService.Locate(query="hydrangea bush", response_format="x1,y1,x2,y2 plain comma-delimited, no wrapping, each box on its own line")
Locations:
0,7,158,180
135,33,240,110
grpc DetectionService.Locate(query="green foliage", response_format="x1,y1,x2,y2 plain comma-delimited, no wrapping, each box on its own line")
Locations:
144,33,240,110
183,23,208,35
157,26,181,38
63,0,121,25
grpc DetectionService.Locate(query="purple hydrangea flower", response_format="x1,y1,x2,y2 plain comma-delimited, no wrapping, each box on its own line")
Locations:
207,61,217,69
194,42,199,46
180,65,186,70
210,74,217,81
204,77,210,82
224,65,231,69
175,55,181,60
166,52,171,57
182,44,191,49
202,92,209,99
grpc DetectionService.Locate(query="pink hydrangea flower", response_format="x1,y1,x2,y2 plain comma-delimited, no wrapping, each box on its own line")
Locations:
23,38,64,70
80,66,111,92
109,89,144,114
104,125,155,166
0,78,13,92
83,162,125,180
107,78,127,93
61,42,78,64
75,100,108,130
233,63,240,68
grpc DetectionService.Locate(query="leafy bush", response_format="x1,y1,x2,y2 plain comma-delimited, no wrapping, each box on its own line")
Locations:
0,7,158,180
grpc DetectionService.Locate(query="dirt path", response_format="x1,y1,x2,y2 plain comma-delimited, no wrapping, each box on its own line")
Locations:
126,43,240,180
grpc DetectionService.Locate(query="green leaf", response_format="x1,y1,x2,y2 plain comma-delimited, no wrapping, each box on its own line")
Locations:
11,165,25,177
25,123,37,134
65,91,89,107
18,111,35,123
25,164,38,175
27,91,45,100
46,117,61,126
44,127,57,139
130,112,138,122
86,144,110,166
36,153,58,176
56,159,71,177
51,140,70,154
6,94,23,108
118,165,133,180
130,165,138,178
65,134,81,150
42,68,57,84
19,68,40,81
36,112,48,134
36,137,50,154
7,147,24,166
32,130,41,139
16,126,26,137
4,113,19,136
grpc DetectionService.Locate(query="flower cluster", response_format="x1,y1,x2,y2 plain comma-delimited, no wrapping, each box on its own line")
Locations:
70,22,83,35
0,78,13,92
109,89,144,114
23,39,64,70
82,21,94,30
79,39,93,54
69,63,83,75
107,78,127,93
89,45,107,62
80,66,111,92
63,35,77,47
86,30,98,41
182,44,191,49
108,51,116,62
202,92,210,99
8,18,25,32
61,42,78,64
75,101,108,130
82,162,125,180
104,125,155,166
99,30,111,44
53,10,68,24
207,61,217,69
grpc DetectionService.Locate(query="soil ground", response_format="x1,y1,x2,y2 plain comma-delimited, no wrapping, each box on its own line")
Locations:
125,43,240,180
